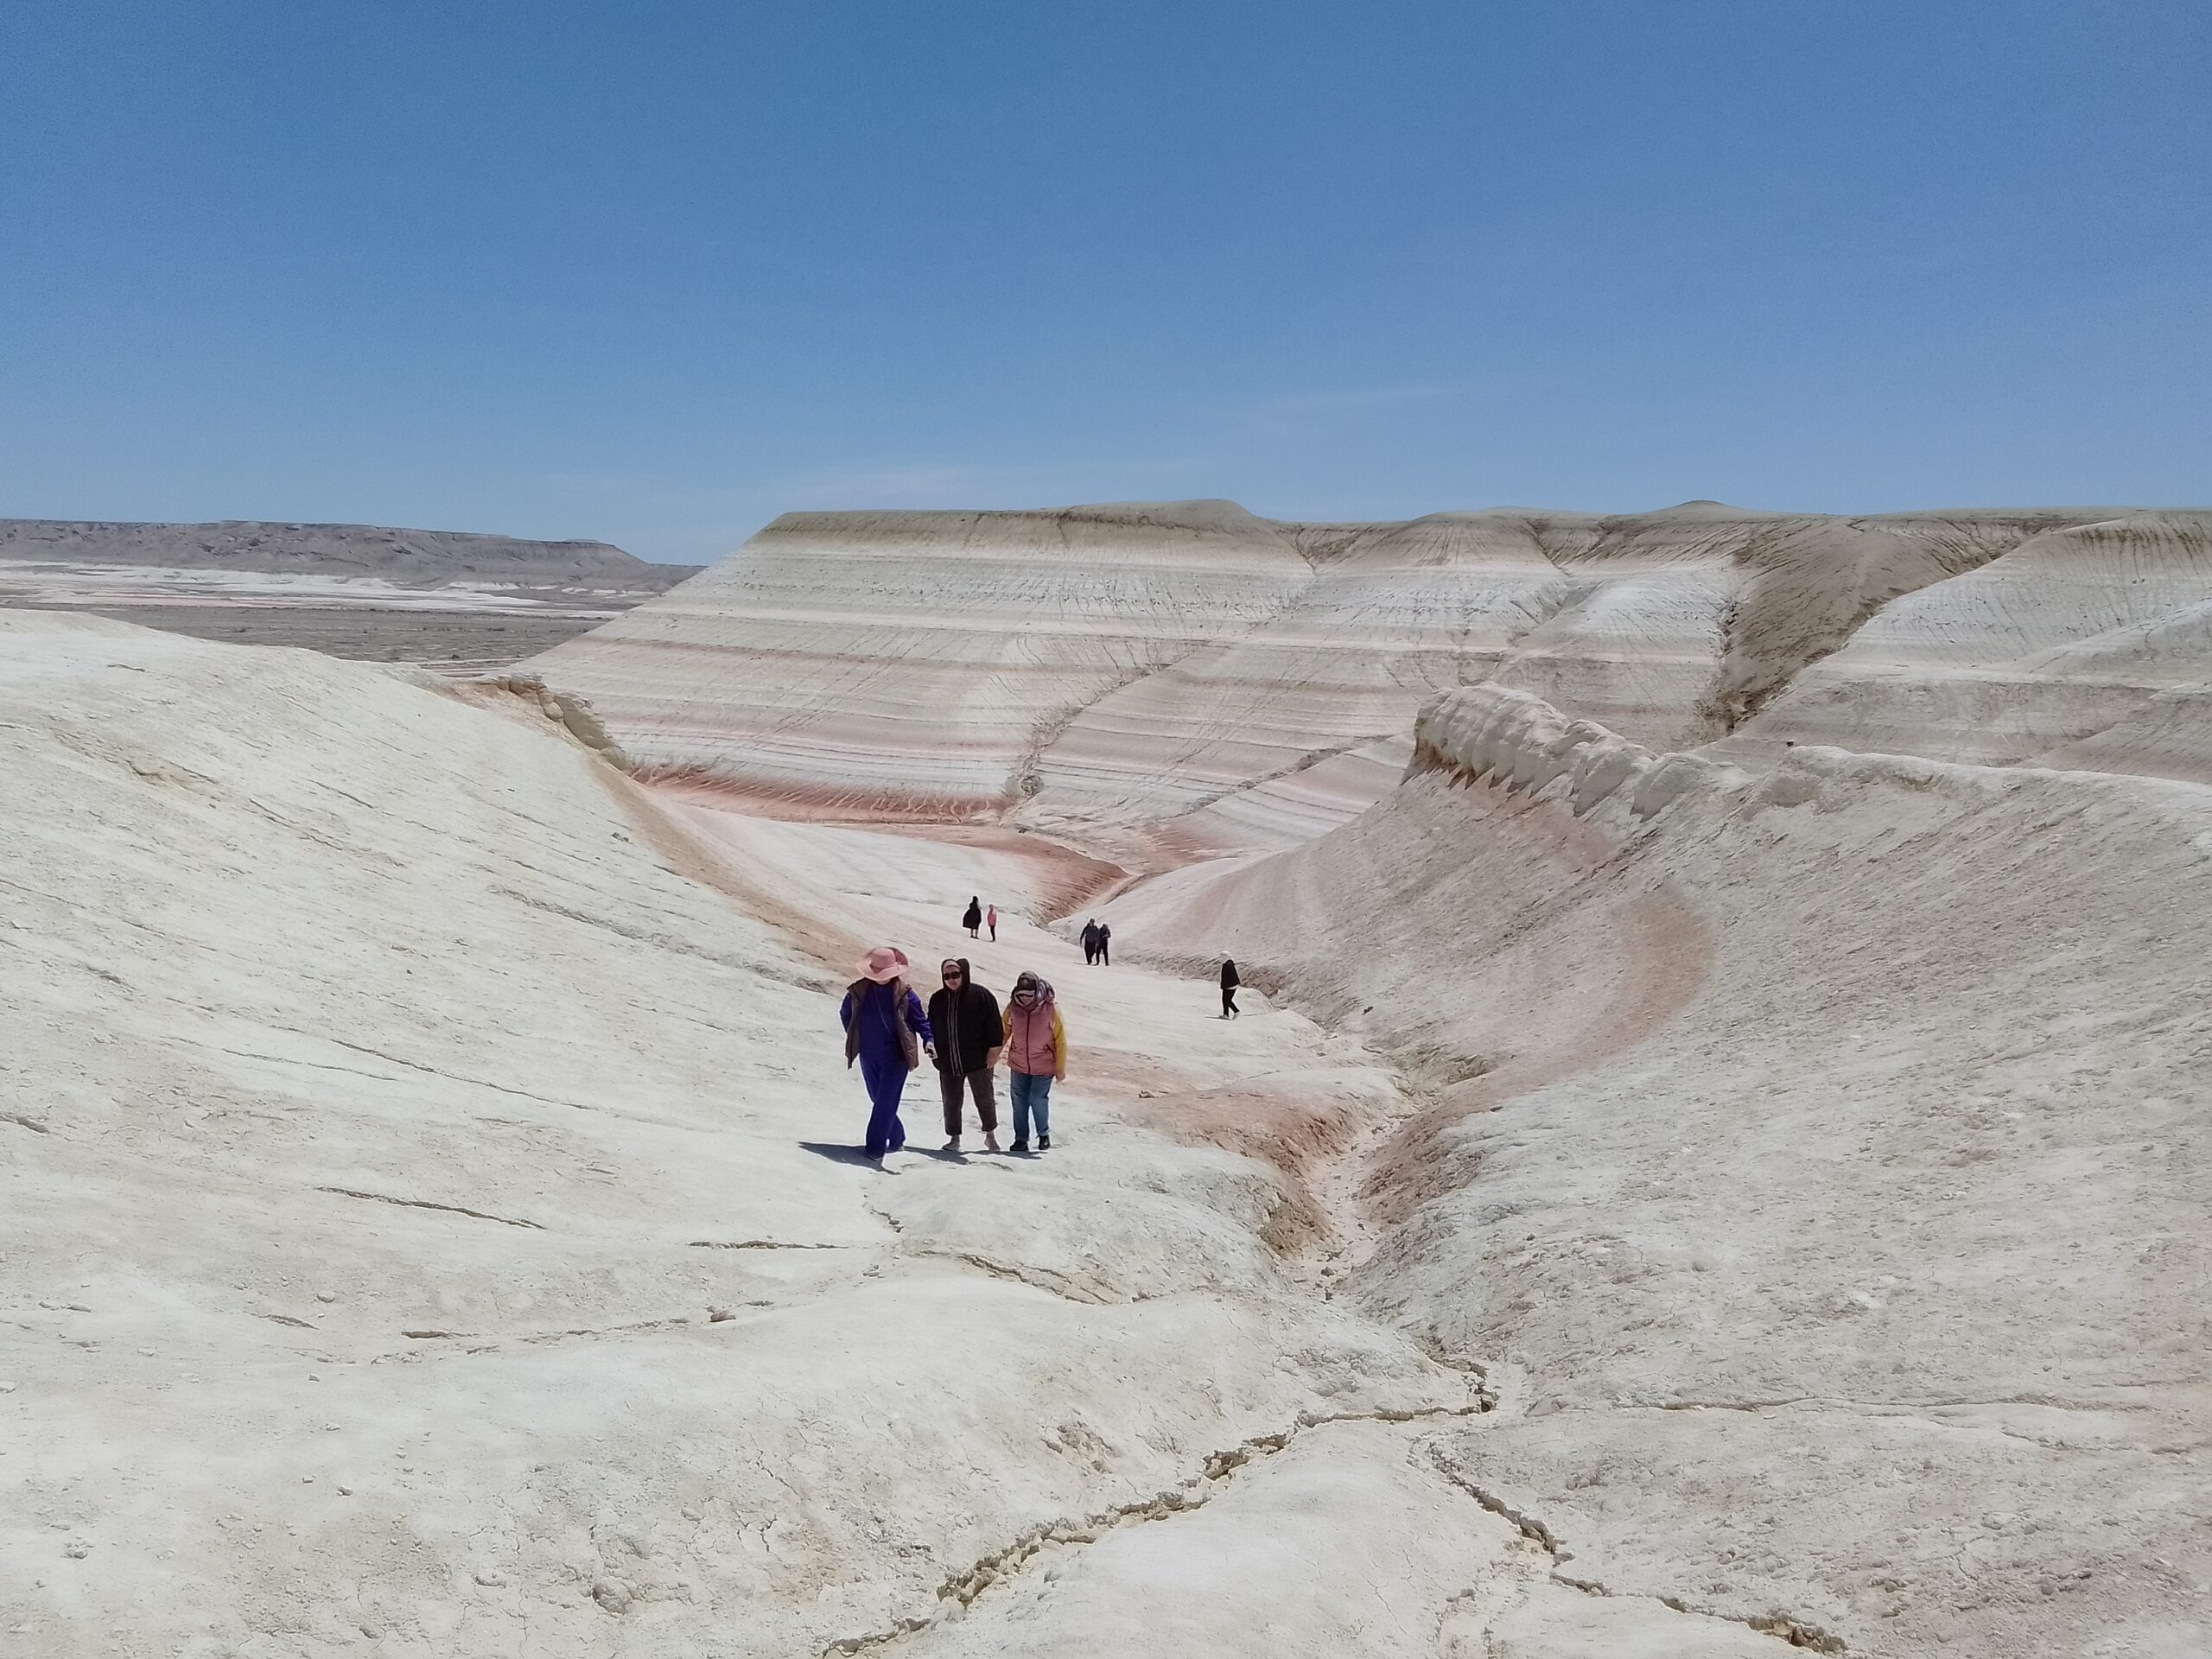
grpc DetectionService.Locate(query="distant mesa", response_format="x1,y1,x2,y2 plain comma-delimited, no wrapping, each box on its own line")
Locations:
0,518,700,583
0,518,701,676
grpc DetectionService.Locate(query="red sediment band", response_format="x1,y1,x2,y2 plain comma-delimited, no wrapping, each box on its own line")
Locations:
630,764,1007,826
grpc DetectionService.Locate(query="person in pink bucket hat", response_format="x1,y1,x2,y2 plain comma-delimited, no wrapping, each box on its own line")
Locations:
840,945,934,1162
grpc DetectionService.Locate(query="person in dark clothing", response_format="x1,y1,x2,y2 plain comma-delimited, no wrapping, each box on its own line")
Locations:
926,958,1003,1153
1094,921,1110,966
962,896,983,938
1080,918,1100,965
841,946,933,1162
1220,958,1240,1019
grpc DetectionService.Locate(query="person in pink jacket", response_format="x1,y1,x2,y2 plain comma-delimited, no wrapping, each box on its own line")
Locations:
1001,969,1065,1153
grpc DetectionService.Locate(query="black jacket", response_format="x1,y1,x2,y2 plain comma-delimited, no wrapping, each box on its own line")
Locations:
926,964,1002,1074
1221,960,1239,988
962,899,983,928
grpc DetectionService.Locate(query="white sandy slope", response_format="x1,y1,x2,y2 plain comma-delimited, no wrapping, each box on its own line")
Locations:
1100,683,2212,1657
2,612,1809,1658
529,500,2212,859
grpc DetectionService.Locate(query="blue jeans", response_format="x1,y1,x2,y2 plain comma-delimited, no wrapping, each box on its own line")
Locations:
1009,1070,1052,1141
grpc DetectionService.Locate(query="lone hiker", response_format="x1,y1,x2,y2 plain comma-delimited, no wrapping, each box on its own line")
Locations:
1002,969,1066,1153
1080,918,1100,965
963,895,983,938
928,957,1003,1154
841,946,932,1163
1220,957,1240,1019
986,902,998,943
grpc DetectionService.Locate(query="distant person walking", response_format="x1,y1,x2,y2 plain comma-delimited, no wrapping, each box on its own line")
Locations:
986,903,998,942
1002,970,1066,1153
841,946,932,1163
1094,921,1111,967
1220,958,1240,1019
1080,918,1101,965
962,896,983,938
927,958,1002,1154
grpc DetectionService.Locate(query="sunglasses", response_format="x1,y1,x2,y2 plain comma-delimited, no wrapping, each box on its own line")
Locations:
944,970,964,980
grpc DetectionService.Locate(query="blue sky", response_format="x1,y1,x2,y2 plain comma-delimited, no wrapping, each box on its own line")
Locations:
3,1,2206,563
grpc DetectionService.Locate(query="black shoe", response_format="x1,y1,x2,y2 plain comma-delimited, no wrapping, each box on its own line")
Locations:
1010,1139,1029,1154
1037,1133,1050,1150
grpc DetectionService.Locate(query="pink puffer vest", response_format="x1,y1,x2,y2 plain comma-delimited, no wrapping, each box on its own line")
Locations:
1003,990,1058,1076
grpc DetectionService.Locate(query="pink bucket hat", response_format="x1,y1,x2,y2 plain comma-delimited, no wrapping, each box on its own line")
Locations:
856,945,909,983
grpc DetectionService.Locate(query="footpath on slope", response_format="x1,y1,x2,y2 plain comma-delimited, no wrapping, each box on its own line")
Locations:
0,614,1459,1659
663,796,1837,1657
3,610,1800,1659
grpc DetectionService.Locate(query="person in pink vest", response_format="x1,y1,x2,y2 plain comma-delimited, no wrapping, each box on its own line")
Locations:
985,902,999,942
1000,969,1066,1153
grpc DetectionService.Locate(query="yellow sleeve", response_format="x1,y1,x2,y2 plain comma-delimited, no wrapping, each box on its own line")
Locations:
1052,1008,1066,1074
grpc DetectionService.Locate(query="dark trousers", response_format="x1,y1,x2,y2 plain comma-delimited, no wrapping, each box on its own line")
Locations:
859,1052,909,1158
939,1067,999,1135
1223,986,1238,1016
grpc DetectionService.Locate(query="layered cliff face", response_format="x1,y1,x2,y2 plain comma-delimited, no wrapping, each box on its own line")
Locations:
1721,511,2212,779
523,501,1313,823
530,500,2212,855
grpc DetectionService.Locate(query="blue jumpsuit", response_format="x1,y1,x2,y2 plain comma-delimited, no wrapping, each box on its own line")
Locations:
841,982,932,1158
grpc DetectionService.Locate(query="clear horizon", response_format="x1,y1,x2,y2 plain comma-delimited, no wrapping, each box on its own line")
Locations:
4,1,2208,563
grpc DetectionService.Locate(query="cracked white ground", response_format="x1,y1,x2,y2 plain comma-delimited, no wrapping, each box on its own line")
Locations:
3,606,2208,1658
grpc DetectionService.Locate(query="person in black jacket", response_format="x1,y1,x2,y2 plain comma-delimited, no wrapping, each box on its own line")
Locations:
1080,918,1100,964
962,896,983,938
1220,958,1240,1019
927,958,1003,1152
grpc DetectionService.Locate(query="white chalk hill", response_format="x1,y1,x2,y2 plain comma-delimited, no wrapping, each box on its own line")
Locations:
5,610,1746,1658
530,499,2212,862
8,599,2209,1658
